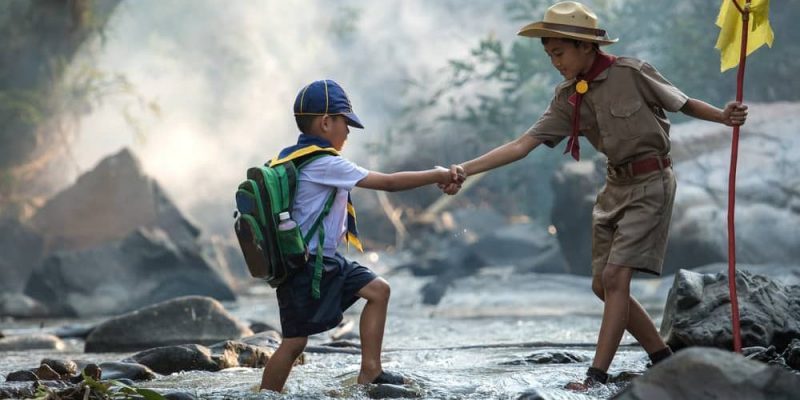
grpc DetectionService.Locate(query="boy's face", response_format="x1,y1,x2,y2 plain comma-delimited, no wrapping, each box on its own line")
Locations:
320,114,350,151
543,39,595,80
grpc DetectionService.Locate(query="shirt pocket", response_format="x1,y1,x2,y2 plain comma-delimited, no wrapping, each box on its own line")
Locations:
607,99,644,139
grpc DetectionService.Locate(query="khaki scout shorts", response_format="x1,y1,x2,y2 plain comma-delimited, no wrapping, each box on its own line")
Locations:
591,167,676,277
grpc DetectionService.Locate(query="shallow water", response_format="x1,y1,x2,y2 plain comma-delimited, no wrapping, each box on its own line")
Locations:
1,258,669,399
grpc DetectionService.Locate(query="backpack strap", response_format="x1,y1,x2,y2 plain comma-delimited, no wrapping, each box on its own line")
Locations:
304,188,337,299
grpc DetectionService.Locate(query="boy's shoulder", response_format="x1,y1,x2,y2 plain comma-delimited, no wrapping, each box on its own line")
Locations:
613,56,646,71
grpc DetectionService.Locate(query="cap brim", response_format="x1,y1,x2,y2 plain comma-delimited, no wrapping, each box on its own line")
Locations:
517,22,618,46
343,112,364,129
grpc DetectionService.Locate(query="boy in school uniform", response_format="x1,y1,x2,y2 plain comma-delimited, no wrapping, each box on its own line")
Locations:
260,79,464,392
439,1,748,391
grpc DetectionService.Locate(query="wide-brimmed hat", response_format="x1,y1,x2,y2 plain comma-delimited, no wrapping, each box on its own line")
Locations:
517,1,617,46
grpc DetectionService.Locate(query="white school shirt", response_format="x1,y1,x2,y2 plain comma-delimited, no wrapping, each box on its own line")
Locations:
291,156,369,257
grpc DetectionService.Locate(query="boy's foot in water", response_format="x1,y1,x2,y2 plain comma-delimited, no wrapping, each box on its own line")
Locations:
564,367,608,392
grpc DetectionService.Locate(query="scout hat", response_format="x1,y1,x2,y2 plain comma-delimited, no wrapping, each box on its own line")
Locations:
294,79,364,129
517,1,617,45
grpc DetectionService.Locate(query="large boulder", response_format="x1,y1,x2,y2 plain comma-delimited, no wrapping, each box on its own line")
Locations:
84,296,253,353
30,148,200,253
0,217,44,294
24,227,235,317
612,347,800,400
550,103,800,276
660,269,800,351
549,159,604,275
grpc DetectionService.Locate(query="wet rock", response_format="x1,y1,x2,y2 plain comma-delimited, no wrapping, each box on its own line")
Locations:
0,334,65,351
208,340,274,369
40,359,77,377
612,347,800,400
367,383,422,399
248,321,278,334
164,392,199,400
782,339,800,370
125,344,219,375
0,383,37,399
239,330,282,348
0,217,44,294
660,269,800,351
84,296,252,353
5,370,38,382
52,323,95,339
320,340,361,349
33,364,62,381
25,228,236,318
0,293,50,318
501,350,588,365
744,346,789,369
97,362,156,381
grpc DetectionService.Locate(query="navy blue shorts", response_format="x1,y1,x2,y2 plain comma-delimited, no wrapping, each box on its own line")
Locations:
276,253,377,338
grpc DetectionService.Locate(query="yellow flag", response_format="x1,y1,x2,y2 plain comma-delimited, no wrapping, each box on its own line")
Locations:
715,0,774,72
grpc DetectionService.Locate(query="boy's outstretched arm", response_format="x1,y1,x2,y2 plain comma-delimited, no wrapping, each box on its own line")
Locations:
439,133,542,194
356,166,454,192
680,99,748,127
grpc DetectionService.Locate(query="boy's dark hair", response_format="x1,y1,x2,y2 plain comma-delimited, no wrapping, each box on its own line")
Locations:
295,115,317,134
541,37,600,50
295,114,345,134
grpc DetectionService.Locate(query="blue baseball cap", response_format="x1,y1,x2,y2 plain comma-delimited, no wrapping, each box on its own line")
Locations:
293,79,364,129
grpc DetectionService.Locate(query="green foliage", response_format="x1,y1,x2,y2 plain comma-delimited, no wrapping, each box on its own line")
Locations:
33,374,168,400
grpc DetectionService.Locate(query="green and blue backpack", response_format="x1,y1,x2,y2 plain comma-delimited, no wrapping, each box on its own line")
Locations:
233,145,339,294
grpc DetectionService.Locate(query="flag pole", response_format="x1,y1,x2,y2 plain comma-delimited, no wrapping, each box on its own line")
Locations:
727,0,750,354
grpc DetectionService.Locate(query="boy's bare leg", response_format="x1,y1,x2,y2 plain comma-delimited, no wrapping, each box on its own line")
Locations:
355,277,391,384
260,336,308,392
591,278,668,354
592,264,634,372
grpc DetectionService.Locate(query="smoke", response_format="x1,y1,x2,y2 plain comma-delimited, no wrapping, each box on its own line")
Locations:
69,0,515,234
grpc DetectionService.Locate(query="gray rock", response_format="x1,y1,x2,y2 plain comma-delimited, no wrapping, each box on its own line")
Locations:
207,340,274,368
0,334,65,351
24,228,236,317
125,344,220,375
550,159,604,275
84,296,252,353
468,223,566,273
164,393,199,400
5,370,38,382
782,339,800,370
0,217,44,294
97,361,156,381
0,293,50,318
501,350,588,365
612,347,800,400
367,383,422,399
660,269,800,351
31,148,200,253
40,359,77,377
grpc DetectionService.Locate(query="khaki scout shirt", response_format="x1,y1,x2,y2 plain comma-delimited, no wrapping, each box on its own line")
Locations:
525,57,689,166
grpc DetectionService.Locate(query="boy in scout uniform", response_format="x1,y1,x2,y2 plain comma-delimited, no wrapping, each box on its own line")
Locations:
440,1,748,391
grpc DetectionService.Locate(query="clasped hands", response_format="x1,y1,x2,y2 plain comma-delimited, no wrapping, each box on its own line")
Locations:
434,164,466,195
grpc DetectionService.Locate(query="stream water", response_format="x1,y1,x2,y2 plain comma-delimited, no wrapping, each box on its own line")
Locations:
1,256,672,399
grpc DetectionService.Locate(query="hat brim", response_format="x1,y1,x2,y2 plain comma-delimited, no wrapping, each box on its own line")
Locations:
342,112,364,129
517,22,618,46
